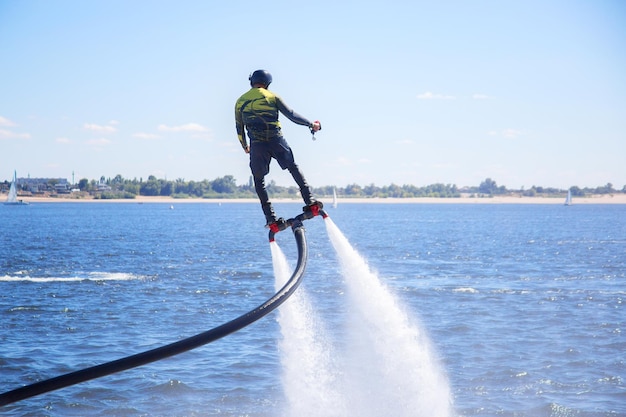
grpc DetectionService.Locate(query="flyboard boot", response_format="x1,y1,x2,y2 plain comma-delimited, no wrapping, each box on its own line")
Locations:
302,200,327,220
266,217,289,234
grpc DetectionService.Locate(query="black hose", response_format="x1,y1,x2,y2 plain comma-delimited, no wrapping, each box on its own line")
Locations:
0,223,308,407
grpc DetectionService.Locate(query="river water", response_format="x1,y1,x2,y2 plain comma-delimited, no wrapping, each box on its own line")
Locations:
1,202,624,416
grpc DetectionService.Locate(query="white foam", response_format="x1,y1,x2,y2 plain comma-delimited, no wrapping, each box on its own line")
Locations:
269,219,453,417
325,218,453,417
453,287,479,294
0,272,143,283
271,242,347,417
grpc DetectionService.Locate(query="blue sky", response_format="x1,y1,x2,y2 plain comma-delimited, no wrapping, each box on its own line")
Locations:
1,0,624,189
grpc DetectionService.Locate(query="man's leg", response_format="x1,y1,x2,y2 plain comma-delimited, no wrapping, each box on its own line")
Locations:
250,142,277,225
287,164,315,205
254,174,276,224
272,137,315,206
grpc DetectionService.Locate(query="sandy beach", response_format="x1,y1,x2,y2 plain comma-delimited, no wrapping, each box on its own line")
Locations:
11,194,626,205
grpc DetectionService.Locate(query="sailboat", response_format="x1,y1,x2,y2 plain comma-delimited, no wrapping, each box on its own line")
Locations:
332,187,338,209
564,189,572,206
4,171,29,205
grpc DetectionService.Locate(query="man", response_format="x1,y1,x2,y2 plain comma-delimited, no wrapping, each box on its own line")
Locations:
235,69,322,227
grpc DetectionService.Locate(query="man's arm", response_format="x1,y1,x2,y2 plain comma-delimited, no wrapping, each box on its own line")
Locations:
234,105,249,153
275,96,312,127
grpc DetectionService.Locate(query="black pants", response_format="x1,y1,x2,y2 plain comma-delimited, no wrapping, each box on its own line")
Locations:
250,137,313,220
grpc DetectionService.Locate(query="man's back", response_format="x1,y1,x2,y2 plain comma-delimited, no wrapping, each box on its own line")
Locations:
235,87,282,142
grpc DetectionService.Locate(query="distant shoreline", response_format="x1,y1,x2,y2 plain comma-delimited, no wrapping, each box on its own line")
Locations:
9,194,626,205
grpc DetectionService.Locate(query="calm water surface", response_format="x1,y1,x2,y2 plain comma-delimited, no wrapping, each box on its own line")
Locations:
1,202,624,416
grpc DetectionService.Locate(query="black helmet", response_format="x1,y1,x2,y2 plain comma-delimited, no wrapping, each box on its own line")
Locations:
249,69,272,87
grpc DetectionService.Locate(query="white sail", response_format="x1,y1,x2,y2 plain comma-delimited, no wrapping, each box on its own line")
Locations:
6,171,18,203
5,171,29,205
332,187,338,209
564,190,572,206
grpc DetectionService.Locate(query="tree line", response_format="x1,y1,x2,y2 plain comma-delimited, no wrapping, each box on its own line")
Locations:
71,175,625,200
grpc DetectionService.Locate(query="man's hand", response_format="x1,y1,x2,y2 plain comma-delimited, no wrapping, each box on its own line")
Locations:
310,120,322,132
244,145,250,154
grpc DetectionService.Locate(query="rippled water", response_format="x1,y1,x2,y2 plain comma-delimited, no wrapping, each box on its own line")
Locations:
1,202,624,416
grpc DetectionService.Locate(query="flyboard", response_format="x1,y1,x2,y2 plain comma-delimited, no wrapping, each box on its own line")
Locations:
0,206,328,407
268,201,327,242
